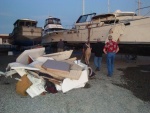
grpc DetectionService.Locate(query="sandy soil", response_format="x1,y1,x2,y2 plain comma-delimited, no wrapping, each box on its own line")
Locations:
0,52,150,113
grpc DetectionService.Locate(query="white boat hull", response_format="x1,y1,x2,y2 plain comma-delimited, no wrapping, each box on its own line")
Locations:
42,17,150,45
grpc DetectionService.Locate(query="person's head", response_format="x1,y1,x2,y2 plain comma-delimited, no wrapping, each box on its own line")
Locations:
108,35,113,41
60,39,62,41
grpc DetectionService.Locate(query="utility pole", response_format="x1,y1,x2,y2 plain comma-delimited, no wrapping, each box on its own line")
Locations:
82,0,85,15
108,0,110,13
137,0,142,15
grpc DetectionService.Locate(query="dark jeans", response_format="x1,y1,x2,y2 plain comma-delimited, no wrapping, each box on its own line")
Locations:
94,56,102,69
107,52,116,76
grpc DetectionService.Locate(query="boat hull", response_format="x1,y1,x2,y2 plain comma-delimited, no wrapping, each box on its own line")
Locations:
42,17,150,44
9,26,42,46
42,15,150,56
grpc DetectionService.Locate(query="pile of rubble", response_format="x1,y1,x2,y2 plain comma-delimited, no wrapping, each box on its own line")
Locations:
0,47,90,98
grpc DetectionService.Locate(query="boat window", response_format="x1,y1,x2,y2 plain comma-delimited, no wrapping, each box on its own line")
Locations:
32,23,36,27
26,22,31,27
56,19,61,24
45,18,61,25
48,19,53,24
102,19,119,24
19,22,25,26
76,13,96,23
78,15,87,23
53,19,61,25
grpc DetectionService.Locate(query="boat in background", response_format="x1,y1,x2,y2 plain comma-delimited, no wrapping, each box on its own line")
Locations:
42,16,65,45
9,19,42,46
42,6,150,56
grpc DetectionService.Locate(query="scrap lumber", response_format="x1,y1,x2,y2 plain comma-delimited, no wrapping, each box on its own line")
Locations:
42,76,62,85
46,69,82,80
68,70,82,80
70,63,83,71
42,60,70,75
35,65,64,80
61,57,77,66
66,57,77,61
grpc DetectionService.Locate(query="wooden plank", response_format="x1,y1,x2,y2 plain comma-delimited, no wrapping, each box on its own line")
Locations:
68,70,82,80
35,65,64,80
42,76,62,85
45,69,80,80
71,64,83,71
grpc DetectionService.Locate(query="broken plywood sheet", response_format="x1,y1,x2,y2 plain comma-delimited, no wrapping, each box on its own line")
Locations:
43,50,73,61
69,70,82,80
16,47,45,65
46,69,82,80
42,60,70,74
71,63,83,71
35,65,64,80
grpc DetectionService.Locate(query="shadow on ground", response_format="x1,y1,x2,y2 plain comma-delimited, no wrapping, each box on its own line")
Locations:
114,65,150,102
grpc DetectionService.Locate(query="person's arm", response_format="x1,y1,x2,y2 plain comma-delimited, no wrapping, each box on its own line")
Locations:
116,46,119,53
103,48,107,54
103,44,107,54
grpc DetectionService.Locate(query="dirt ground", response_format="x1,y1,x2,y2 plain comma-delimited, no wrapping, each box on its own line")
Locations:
0,52,150,102
0,51,150,113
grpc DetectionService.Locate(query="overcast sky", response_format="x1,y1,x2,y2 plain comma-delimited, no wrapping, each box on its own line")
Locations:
0,0,150,34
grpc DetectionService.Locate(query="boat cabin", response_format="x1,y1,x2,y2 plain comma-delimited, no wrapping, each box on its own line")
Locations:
43,16,64,35
44,17,62,27
75,11,137,29
13,19,37,28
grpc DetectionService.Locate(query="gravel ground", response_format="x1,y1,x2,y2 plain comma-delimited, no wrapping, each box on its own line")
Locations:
0,53,150,113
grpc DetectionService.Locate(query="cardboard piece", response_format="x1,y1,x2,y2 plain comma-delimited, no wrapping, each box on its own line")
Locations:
16,75,32,96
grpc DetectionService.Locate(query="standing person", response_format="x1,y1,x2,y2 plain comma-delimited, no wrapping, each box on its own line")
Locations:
103,35,121,77
57,39,64,52
93,38,104,71
82,42,92,66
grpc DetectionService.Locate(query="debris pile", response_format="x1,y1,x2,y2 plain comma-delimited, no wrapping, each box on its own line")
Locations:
1,47,89,98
